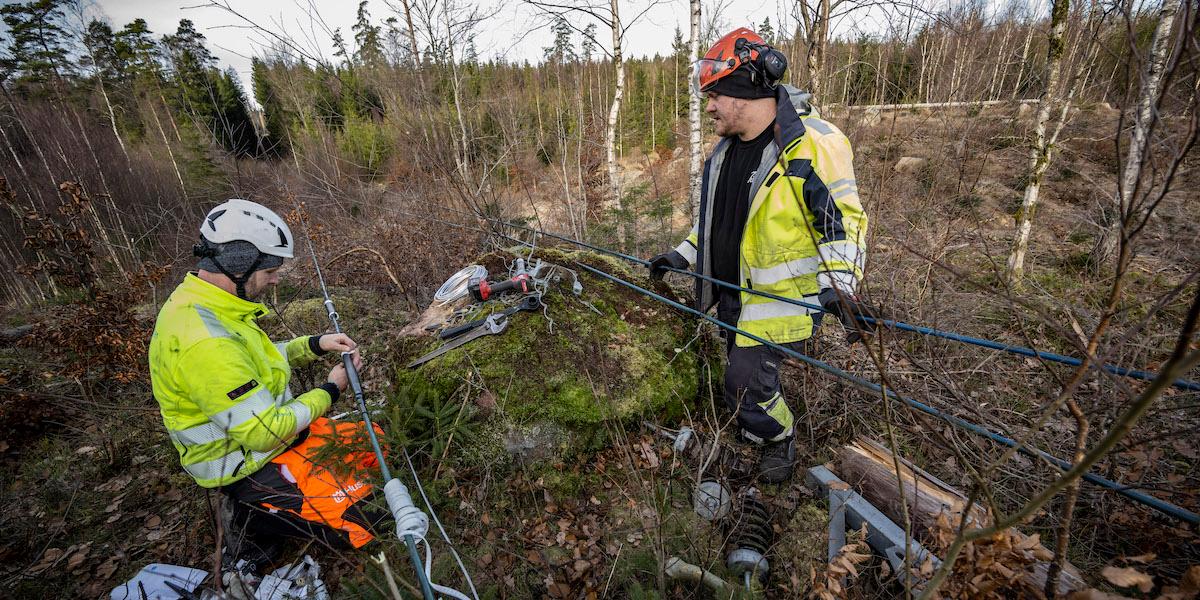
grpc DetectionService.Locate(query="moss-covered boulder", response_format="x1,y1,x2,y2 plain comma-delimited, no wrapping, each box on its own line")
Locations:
392,247,716,466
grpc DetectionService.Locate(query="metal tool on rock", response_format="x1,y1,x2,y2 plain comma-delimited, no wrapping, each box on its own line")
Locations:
439,294,541,339
408,314,509,368
468,273,534,301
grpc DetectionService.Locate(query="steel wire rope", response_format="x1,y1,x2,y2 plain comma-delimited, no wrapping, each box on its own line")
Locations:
299,203,482,599
406,202,1200,392
295,210,442,600
377,201,1200,524
570,260,1200,526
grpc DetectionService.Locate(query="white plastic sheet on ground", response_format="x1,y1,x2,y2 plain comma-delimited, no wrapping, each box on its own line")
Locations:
110,563,208,599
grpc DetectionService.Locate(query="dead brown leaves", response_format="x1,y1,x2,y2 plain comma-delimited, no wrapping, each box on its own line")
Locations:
930,512,1054,598
810,524,873,600
1101,566,1155,594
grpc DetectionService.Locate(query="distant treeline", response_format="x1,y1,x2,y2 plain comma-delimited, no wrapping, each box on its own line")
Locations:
0,0,1165,303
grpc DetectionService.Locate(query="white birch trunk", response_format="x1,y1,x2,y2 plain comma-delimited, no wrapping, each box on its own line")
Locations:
988,24,1012,100
399,0,421,64
687,0,702,219
1007,0,1070,286
1013,23,1035,99
149,102,189,201
1093,0,1180,267
444,8,471,185
606,0,627,247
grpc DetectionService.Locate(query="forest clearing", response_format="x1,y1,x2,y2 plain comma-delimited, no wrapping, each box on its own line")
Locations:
0,0,1197,598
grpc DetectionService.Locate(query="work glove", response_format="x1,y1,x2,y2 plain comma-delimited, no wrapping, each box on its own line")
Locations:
819,288,883,344
648,250,688,280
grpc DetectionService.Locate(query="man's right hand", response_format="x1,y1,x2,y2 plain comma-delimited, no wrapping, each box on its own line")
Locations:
648,250,688,280
327,364,350,392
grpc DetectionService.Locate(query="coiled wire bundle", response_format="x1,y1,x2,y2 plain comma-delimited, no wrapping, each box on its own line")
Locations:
434,265,487,305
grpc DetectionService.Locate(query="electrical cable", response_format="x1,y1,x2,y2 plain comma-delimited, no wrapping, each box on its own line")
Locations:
380,202,1200,524
295,214,437,600
403,448,481,600
453,211,1200,392
435,265,487,306
574,260,1200,526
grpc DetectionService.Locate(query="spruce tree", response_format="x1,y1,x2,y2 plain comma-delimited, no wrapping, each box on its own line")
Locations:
117,19,163,83
251,58,290,156
81,21,122,82
352,1,384,68
0,0,74,89
758,18,775,45
580,24,598,62
212,68,259,157
543,15,577,64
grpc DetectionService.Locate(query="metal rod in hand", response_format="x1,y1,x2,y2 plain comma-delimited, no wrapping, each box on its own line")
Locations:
303,227,436,600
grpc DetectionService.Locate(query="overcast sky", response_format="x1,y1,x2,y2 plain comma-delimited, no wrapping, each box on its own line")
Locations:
72,0,1045,104
83,0,960,85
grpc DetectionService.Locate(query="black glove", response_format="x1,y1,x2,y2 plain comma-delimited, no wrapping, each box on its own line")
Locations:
819,288,883,344
648,250,688,280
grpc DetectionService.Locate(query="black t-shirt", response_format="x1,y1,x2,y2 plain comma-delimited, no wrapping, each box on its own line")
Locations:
712,123,775,290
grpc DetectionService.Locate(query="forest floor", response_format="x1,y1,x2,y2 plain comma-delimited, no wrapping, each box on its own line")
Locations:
0,103,1197,599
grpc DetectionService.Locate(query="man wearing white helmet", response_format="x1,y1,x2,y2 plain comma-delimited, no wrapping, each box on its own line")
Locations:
150,199,386,573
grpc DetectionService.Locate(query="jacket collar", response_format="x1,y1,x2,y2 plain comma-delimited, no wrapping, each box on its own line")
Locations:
179,272,269,319
773,85,815,152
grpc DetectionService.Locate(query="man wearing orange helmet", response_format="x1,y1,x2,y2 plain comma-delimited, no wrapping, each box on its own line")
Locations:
648,28,873,483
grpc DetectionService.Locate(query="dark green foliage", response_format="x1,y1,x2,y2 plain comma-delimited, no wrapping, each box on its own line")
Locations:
580,23,598,62
0,0,73,88
160,20,261,157
251,58,290,156
116,19,162,81
759,17,776,45
81,21,121,82
211,68,259,157
352,1,385,68
544,15,577,64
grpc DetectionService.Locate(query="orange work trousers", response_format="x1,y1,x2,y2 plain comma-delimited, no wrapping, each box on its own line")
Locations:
224,417,388,550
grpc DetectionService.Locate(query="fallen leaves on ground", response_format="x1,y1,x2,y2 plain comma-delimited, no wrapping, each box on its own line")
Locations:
1102,565,1155,593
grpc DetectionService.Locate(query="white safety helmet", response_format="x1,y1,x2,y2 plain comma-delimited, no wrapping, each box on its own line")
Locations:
199,198,294,259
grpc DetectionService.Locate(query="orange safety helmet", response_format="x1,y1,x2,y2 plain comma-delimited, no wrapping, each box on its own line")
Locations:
691,28,787,96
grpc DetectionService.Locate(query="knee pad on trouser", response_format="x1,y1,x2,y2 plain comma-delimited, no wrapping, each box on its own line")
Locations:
725,345,795,443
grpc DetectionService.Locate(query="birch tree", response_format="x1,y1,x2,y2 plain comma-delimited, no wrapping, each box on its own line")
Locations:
687,0,701,218
524,1,666,248
790,0,867,100
606,0,628,246
1005,0,1071,286
1092,0,1181,269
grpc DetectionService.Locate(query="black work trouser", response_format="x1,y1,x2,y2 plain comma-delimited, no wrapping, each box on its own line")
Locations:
221,462,390,557
718,290,815,442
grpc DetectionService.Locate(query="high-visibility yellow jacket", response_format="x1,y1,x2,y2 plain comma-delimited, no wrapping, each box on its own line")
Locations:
673,85,868,347
148,273,332,488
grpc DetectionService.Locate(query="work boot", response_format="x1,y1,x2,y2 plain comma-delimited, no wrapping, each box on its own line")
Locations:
757,436,796,483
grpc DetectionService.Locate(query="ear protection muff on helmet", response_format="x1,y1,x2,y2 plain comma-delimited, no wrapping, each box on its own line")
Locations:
734,38,788,88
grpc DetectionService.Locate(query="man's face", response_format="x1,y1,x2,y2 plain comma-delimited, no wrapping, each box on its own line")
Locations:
243,267,282,301
705,92,747,138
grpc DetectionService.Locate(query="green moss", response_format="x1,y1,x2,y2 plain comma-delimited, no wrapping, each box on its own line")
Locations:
392,248,716,464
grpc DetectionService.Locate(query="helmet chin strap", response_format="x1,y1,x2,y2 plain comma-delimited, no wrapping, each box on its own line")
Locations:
223,253,265,300
193,240,265,300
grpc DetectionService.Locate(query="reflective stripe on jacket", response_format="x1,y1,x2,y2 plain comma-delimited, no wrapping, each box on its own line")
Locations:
149,273,332,488
674,85,868,347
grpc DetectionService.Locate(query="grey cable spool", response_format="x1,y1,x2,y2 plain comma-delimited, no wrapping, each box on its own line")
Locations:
434,265,487,305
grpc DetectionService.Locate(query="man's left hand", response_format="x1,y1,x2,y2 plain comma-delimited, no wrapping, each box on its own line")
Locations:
320,333,364,369
819,288,883,344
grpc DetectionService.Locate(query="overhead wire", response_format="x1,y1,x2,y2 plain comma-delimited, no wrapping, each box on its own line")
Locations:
375,200,1200,524
572,261,1200,526
446,209,1200,393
